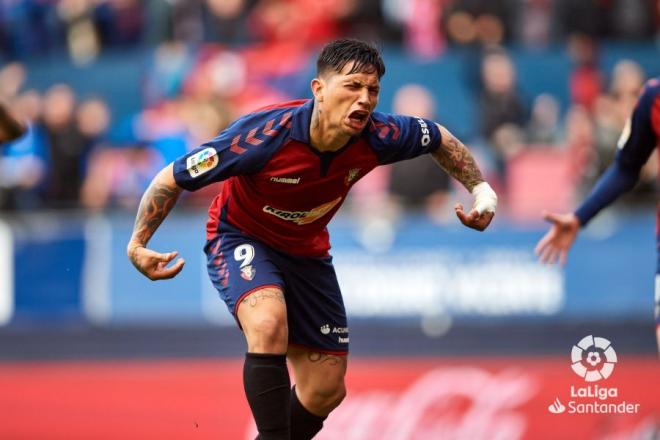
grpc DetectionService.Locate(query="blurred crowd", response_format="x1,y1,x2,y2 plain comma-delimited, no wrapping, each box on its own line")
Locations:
2,0,660,62
0,0,658,219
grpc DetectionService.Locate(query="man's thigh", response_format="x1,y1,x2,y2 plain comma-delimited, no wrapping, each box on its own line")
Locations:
274,252,349,354
205,230,284,324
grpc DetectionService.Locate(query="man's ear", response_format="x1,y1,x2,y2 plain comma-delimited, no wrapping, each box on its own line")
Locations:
311,78,324,102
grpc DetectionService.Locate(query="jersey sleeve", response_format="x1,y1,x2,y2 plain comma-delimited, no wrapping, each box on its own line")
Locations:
616,79,659,174
367,113,442,165
574,79,659,225
172,111,287,191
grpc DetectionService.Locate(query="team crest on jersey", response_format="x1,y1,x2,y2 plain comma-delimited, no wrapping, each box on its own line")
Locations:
186,147,219,178
263,197,343,225
345,168,361,186
240,265,256,281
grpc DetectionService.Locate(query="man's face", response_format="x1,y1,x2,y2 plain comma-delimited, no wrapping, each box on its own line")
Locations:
313,62,381,136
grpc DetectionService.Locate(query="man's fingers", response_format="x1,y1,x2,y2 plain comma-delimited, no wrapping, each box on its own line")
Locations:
157,258,186,279
455,203,495,231
534,233,552,256
152,258,185,280
542,211,564,225
454,203,469,224
540,247,555,264
476,211,494,230
159,251,178,263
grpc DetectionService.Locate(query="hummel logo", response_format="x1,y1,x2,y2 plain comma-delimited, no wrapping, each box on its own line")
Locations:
270,176,300,184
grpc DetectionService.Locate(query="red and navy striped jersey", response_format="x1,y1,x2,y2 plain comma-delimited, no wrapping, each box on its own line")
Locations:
173,99,441,256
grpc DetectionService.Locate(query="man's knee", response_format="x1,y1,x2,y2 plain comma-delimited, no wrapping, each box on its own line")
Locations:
237,288,288,353
303,376,346,413
327,381,347,409
245,316,288,353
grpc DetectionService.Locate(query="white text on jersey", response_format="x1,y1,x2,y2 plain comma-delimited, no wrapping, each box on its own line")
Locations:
270,176,301,184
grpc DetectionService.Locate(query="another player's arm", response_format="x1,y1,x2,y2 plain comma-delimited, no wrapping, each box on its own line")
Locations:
0,100,27,143
127,163,186,280
536,83,658,265
431,124,497,231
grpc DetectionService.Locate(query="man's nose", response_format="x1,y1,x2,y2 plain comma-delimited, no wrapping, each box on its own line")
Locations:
357,88,370,106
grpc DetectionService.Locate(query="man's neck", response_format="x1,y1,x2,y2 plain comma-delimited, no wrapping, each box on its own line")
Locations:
309,101,351,152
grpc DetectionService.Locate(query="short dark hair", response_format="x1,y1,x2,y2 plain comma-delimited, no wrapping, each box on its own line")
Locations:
317,39,385,79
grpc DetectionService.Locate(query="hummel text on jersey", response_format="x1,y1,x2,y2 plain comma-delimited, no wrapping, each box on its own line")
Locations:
270,176,301,184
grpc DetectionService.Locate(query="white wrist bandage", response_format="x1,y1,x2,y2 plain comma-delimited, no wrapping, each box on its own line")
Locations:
471,182,497,215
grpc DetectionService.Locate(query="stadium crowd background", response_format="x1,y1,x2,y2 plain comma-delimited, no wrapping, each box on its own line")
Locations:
0,0,657,219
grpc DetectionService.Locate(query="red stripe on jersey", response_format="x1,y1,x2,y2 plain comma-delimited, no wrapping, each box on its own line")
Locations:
651,94,660,138
280,111,293,128
245,128,263,145
262,119,278,136
230,135,246,154
206,190,227,241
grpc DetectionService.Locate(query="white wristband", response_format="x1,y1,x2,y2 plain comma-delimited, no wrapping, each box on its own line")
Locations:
471,182,497,215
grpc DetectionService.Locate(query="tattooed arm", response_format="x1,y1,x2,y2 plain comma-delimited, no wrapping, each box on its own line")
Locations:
431,125,497,231
127,163,186,280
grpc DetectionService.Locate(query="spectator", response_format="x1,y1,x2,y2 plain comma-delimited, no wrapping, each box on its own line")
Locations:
527,93,561,145
567,34,602,110
42,85,107,208
478,49,528,176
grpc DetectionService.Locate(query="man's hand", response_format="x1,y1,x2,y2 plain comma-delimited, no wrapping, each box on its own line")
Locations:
534,211,580,265
454,203,494,231
128,244,185,281
455,181,497,231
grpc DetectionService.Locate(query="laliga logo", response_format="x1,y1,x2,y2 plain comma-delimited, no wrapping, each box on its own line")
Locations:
570,335,617,382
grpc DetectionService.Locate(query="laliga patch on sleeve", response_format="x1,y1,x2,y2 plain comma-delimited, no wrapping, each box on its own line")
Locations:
186,147,219,178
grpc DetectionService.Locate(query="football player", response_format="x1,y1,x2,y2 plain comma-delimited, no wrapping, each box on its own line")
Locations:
128,39,497,439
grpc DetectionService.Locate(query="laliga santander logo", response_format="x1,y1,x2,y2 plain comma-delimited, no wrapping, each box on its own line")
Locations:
547,335,639,415
570,335,617,382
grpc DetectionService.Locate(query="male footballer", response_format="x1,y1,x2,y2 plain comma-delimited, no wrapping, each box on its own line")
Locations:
127,39,497,439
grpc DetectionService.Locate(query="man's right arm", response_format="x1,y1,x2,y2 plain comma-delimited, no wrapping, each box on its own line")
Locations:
126,109,285,279
127,163,186,280
536,80,659,265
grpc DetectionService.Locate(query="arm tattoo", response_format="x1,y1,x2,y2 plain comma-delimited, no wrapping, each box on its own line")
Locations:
431,127,484,192
129,181,182,258
307,352,343,366
241,289,285,307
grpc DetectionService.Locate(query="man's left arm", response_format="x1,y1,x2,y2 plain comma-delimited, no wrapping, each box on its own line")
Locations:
430,124,497,231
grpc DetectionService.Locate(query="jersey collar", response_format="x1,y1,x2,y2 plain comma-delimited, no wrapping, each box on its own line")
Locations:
289,99,314,144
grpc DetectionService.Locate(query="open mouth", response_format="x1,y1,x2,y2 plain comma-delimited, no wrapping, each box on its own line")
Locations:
347,110,370,127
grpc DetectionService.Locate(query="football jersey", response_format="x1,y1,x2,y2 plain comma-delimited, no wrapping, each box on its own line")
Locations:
609,77,660,270
173,99,441,256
